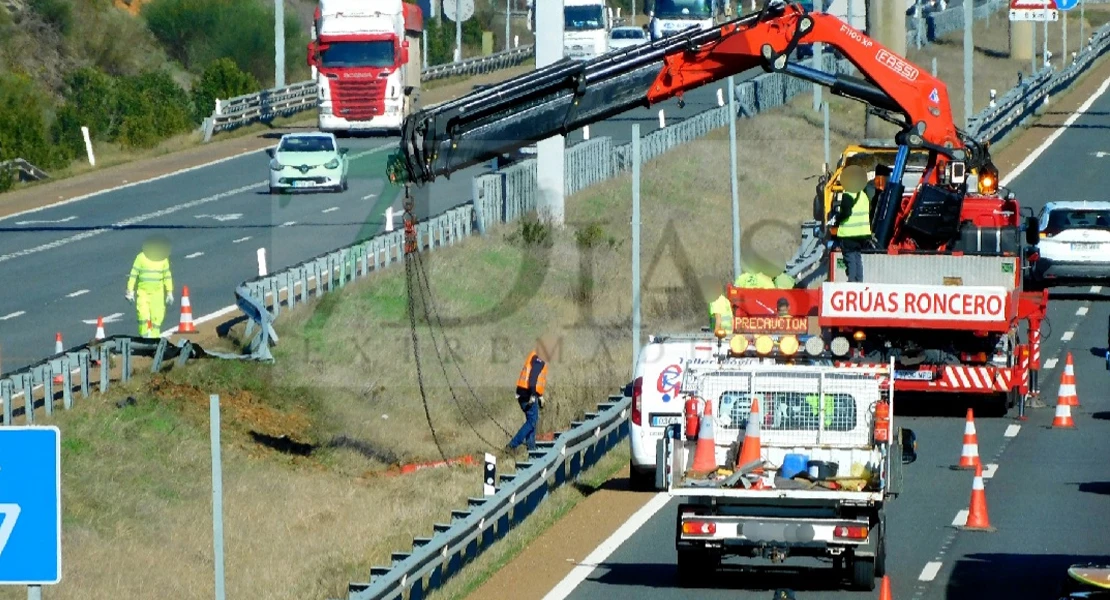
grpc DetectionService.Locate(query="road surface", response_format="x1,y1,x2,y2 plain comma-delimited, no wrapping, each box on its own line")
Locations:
541,73,1110,600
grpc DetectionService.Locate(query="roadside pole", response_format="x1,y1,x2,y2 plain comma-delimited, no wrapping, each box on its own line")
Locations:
728,76,741,280
631,124,642,375
823,101,831,171
275,0,285,88
210,394,227,600
964,0,973,129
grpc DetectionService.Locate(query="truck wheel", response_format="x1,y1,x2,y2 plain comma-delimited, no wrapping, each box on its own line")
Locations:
875,535,887,577
676,549,717,587
851,557,876,591
628,462,655,491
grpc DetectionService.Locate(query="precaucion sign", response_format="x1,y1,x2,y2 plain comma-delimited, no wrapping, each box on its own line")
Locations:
820,283,1009,322
0,427,62,585
1009,0,1059,21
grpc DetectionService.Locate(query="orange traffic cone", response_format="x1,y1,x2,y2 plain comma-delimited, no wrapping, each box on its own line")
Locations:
879,575,893,600
952,408,981,470
52,332,64,383
959,463,995,532
689,400,718,475
178,286,197,333
1058,352,1079,407
94,317,105,340
1052,393,1076,428
736,398,764,473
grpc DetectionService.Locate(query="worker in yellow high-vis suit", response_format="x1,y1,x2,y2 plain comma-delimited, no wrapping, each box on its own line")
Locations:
125,236,174,337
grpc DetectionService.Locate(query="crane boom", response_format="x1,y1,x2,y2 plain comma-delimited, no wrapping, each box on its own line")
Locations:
389,1,988,189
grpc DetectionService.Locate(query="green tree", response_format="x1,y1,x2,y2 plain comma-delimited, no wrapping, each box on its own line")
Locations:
114,71,192,149
0,73,61,173
191,58,261,122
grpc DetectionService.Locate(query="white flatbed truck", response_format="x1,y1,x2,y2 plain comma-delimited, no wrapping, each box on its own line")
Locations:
656,359,918,591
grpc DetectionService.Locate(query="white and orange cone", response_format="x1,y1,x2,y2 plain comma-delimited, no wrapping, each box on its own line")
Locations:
52,332,64,384
1058,352,1079,407
958,463,995,532
94,317,105,340
688,400,718,476
952,408,981,470
178,285,196,333
1052,394,1076,428
879,575,893,600
736,398,764,473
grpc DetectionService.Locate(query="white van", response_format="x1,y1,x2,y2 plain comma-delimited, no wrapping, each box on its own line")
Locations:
627,332,722,490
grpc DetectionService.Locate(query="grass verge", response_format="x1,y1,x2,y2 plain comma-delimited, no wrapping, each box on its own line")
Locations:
13,8,1109,599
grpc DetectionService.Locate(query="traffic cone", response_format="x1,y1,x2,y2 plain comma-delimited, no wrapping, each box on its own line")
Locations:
177,286,197,333
879,575,893,600
1052,393,1076,428
1058,352,1079,407
53,333,64,384
689,401,718,475
952,408,981,470
736,398,764,473
959,463,995,532
94,317,105,340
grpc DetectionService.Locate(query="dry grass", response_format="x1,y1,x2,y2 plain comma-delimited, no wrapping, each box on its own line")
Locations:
10,7,1101,599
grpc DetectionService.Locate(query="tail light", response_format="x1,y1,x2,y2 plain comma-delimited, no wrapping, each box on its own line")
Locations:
833,526,869,539
630,376,643,426
681,520,717,536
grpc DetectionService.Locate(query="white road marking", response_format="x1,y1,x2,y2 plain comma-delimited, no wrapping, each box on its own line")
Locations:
279,221,296,227
1045,357,1059,370
982,463,998,479
82,312,123,324
1092,285,1103,293
65,289,89,298
1062,331,1075,342
1004,424,1021,437
542,493,672,600
232,236,252,243
0,311,25,321
194,213,243,222
1001,73,1110,186
1077,306,1089,316
185,252,204,259
0,182,263,264
952,510,969,527
362,194,377,200
14,216,76,225
322,207,340,213
919,561,943,581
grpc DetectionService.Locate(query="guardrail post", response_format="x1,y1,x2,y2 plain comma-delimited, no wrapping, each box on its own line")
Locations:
79,351,90,399
989,89,997,108
121,338,132,382
2,380,11,425
23,374,34,424
99,346,109,393
60,356,73,410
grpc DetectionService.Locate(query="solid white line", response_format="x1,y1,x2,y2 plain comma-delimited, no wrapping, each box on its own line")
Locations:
1004,424,1021,437
322,206,340,213
0,182,263,264
0,311,25,320
919,561,944,582
1045,357,1059,369
14,216,76,225
952,510,969,527
232,236,252,243
65,289,89,298
982,463,998,479
1077,306,1089,316
1001,73,1110,187
279,221,296,227
1062,331,1075,342
541,493,671,600
185,252,204,259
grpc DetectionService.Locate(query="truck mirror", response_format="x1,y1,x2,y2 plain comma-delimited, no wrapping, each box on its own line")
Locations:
1020,205,1034,218
306,41,317,67
900,428,918,464
265,148,275,158
1024,216,1039,245
403,85,415,96
339,148,349,155
623,382,633,397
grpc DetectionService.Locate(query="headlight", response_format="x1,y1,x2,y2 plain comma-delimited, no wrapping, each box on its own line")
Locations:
269,159,283,171
325,158,339,169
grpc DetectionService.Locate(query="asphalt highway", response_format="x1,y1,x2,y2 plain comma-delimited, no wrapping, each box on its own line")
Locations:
0,77,743,373
543,75,1110,600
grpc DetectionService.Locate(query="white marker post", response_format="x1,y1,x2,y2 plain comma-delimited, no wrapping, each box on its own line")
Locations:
583,125,590,140
210,394,227,600
80,126,95,166
716,88,724,107
256,248,267,276
658,109,666,128
484,453,497,496
386,206,395,232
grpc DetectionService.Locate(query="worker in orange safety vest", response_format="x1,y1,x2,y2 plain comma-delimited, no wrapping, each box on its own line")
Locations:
507,346,548,452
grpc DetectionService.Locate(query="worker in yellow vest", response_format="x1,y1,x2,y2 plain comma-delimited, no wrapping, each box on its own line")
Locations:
709,291,733,335
804,393,836,430
125,235,174,337
828,164,873,282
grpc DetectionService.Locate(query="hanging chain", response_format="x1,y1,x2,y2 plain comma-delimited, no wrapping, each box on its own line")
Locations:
403,183,417,255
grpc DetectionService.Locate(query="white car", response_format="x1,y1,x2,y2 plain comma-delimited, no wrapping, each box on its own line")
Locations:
1027,201,1110,289
608,26,649,51
267,132,349,194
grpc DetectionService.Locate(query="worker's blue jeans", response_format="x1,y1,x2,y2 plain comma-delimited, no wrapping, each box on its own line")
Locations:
510,395,539,450
836,237,870,282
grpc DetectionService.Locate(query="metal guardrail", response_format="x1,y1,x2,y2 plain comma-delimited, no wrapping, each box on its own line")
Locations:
201,45,536,141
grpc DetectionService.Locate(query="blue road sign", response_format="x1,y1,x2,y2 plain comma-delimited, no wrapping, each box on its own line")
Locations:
1057,0,1080,10
0,427,61,585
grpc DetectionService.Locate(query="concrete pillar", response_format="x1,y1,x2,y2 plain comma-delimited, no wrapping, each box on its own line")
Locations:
536,0,565,227
1009,19,1034,62
881,1,906,58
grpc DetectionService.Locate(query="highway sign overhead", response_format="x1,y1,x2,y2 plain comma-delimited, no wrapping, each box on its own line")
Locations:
0,427,61,585
1010,0,1060,21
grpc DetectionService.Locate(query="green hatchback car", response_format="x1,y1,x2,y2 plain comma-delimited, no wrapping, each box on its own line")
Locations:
267,132,349,194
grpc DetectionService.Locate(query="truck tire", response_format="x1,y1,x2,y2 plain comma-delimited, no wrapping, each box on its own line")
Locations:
676,548,718,587
875,534,887,577
851,557,876,591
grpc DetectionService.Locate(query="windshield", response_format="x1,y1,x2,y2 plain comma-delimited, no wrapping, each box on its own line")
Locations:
611,28,645,39
279,136,335,152
565,5,604,30
652,0,712,19
840,151,930,177
1045,208,1110,232
319,40,395,68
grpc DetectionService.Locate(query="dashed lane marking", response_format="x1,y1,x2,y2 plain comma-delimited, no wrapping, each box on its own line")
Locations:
232,236,251,243
1077,306,1089,316
1062,331,1075,342
951,510,968,527
65,289,89,298
1045,357,1059,370
0,311,25,320
279,221,296,227
1004,424,1021,437
185,252,204,259
982,463,998,479
322,207,339,213
918,561,943,582
362,193,377,200
1093,285,1103,293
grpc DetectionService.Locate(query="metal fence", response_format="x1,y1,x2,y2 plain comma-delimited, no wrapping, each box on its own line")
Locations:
201,45,536,141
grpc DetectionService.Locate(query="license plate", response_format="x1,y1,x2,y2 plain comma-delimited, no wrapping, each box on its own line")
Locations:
1070,242,1102,251
895,370,934,381
292,180,314,188
650,414,683,427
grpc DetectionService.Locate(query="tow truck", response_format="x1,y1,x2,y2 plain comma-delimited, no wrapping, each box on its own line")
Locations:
386,0,1050,415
